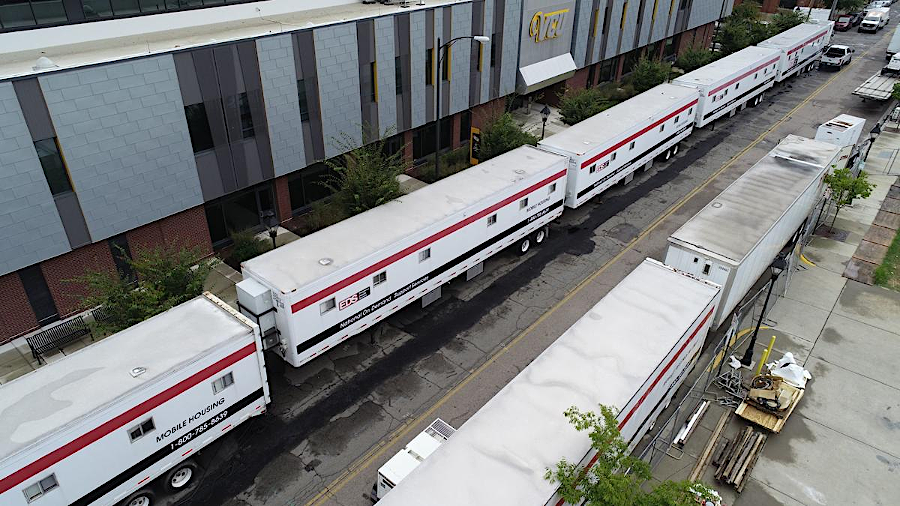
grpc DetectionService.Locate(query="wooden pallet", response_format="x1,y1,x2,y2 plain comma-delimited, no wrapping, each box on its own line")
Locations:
735,383,804,433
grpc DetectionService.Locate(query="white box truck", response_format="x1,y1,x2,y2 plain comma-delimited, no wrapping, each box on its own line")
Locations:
816,114,865,170
0,293,270,506
758,22,833,81
377,258,721,506
673,46,781,127
373,419,455,501
887,26,900,60
664,135,840,329
237,146,569,368
537,83,698,208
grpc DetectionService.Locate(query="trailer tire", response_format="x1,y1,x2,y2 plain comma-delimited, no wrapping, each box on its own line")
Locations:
164,460,198,492
517,237,531,256
534,226,548,245
121,490,154,506
672,143,680,155
664,148,672,161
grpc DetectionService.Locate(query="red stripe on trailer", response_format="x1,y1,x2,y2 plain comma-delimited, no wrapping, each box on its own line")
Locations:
137,476,150,485
182,449,193,457
707,57,781,96
0,343,257,494
290,169,567,314
553,305,714,506
787,31,826,55
579,100,698,169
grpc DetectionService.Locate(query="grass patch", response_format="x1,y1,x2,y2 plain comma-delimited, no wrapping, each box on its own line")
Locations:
874,228,900,290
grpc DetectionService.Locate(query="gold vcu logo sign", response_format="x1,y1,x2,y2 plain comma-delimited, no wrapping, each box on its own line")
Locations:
529,8,569,43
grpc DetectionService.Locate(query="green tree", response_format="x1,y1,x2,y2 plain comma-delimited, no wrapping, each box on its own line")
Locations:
837,0,866,12
77,246,214,334
771,10,806,34
825,168,875,230
891,82,900,101
229,229,271,265
546,405,719,506
324,135,409,216
715,2,766,55
558,87,620,125
675,45,717,72
631,57,672,93
478,112,539,161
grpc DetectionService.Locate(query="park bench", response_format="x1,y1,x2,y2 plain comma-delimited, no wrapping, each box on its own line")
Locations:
25,315,93,364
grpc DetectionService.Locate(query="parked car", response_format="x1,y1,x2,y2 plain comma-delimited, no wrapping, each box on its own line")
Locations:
821,45,855,68
851,11,865,26
835,15,854,31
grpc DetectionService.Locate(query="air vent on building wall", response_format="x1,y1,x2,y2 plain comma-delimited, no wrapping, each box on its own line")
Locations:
33,56,58,71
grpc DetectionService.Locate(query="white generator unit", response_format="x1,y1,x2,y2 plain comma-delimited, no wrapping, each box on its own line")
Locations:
673,46,781,127
816,114,864,170
377,258,721,506
758,22,833,82
374,419,455,501
237,145,569,368
0,293,270,506
664,135,840,329
538,83,698,208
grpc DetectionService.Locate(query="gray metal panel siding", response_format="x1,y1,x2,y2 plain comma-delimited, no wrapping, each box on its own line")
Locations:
688,0,724,30
604,1,623,59
53,192,91,248
0,82,70,276
440,7,451,118
591,0,609,64
619,0,640,54
375,16,399,136
256,34,306,178
410,11,427,128
450,3,472,115
638,0,655,47
357,20,379,140
499,0,521,96
314,23,363,159
39,55,203,242
469,0,484,107
572,0,592,66
653,0,676,42
481,0,494,103
12,80,55,141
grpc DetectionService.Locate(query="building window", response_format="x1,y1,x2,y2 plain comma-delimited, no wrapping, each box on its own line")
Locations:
22,474,58,503
235,92,255,139
441,47,451,81
320,298,336,314
487,213,497,226
459,110,471,143
297,79,310,121
128,417,155,443
82,0,113,19
549,183,556,194
370,61,378,102
395,56,403,95
490,35,497,67
205,183,275,246
212,372,234,394
425,48,434,85
34,138,73,195
373,271,387,286
419,248,431,262
18,265,58,326
519,197,528,209
288,163,336,214
184,103,214,153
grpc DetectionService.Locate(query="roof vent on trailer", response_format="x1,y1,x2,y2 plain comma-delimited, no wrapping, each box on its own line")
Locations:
711,202,723,208
319,258,333,266
130,367,147,378
33,56,58,71
425,418,456,441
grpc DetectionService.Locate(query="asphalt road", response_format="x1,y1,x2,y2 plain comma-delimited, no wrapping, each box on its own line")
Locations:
174,18,896,506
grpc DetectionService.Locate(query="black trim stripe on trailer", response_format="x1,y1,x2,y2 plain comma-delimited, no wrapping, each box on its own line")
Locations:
781,50,822,79
702,76,775,120
575,124,692,200
297,200,565,356
70,389,265,506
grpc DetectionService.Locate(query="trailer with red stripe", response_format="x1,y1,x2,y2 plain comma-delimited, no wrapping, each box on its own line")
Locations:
672,46,782,128
236,145,569,368
0,293,270,506
537,83,698,209
758,22,833,82
375,258,721,506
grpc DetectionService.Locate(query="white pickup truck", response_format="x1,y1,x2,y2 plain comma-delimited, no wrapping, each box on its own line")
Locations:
820,45,855,68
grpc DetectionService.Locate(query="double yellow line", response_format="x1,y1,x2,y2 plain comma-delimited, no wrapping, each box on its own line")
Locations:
304,45,869,506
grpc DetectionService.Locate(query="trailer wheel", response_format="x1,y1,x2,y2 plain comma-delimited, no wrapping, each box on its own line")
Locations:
121,490,154,506
534,226,548,245
517,237,531,255
664,148,672,161
164,460,198,492
672,143,680,155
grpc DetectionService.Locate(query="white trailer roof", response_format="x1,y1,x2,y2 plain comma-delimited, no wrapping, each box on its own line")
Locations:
0,294,254,460
758,22,830,51
378,259,720,506
669,135,839,265
674,46,780,90
242,146,567,295
537,83,697,157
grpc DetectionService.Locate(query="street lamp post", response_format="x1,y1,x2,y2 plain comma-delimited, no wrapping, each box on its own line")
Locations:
260,210,278,250
435,35,490,181
540,104,550,140
740,255,788,367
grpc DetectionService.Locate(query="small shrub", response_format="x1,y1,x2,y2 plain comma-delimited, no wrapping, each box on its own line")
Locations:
229,229,271,265
307,199,349,232
676,45,717,72
324,134,410,216
631,57,672,93
771,10,805,34
558,87,620,125
478,113,538,161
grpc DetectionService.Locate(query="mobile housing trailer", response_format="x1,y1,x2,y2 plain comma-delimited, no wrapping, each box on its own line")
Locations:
0,293,270,506
673,46,781,127
537,83,698,209
377,259,721,506
664,135,840,329
238,146,568,368
758,22,833,81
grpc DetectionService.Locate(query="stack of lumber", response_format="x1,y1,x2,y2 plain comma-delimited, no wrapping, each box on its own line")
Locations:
713,427,767,492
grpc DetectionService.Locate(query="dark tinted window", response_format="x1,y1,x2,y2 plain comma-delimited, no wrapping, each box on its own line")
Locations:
108,234,134,282
18,265,58,326
184,103,214,153
425,48,434,85
288,163,335,212
0,2,37,28
297,79,310,121
34,138,72,195
82,0,113,18
237,92,254,139
395,56,403,95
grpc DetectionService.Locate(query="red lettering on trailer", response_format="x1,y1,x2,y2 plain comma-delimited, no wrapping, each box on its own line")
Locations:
580,100,698,169
290,170,567,314
0,343,257,494
707,57,781,96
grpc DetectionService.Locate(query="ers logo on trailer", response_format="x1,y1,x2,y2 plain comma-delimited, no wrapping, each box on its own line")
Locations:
340,287,371,310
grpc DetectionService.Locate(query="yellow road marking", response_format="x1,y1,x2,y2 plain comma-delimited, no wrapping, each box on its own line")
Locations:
304,46,871,506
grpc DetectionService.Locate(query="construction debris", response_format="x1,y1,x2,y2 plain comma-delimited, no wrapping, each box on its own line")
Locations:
675,400,710,446
714,426,768,492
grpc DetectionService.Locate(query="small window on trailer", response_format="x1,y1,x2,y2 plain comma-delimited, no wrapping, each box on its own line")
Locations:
735,82,739,90
487,213,497,226
702,263,711,275
128,417,155,442
675,115,679,123
419,248,431,262
589,164,597,174
373,271,387,286
724,89,728,96
519,197,528,209
754,72,758,79
548,183,556,194
212,372,234,394
659,124,665,133
611,152,617,161
689,107,693,115
629,141,635,150
23,475,58,503
320,298,336,314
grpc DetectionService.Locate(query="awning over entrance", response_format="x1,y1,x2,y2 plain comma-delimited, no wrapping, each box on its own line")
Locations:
517,53,577,94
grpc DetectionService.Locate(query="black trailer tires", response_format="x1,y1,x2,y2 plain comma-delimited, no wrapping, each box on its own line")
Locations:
164,460,198,492
121,490,154,506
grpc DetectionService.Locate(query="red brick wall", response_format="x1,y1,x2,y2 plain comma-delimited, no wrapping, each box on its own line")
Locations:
127,207,213,257
274,175,292,222
452,113,463,149
0,272,38,340
403,130,414,163
759,0,779,13
41,241,116,317
471,98,507,131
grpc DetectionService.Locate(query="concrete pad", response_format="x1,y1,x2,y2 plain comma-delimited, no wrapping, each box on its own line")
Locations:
736,478,806,506
842,258,877,285
873,209,900,229
813,313,900,389
751,416,900,506
861,224,896,247
833,280,900,333
763,297,829,344
783,266,846,311
801,357,900,456
853,240,889,264
802,242,852,275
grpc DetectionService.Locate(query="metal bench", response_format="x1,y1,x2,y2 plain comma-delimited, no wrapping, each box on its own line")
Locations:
25,315,93,364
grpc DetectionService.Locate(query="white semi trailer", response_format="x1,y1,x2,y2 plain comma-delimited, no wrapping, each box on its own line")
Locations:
377,258,721,506
537,83,698,208
664,135,840,329
757,22,833,82
237,145,568,367
0,293,270,506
